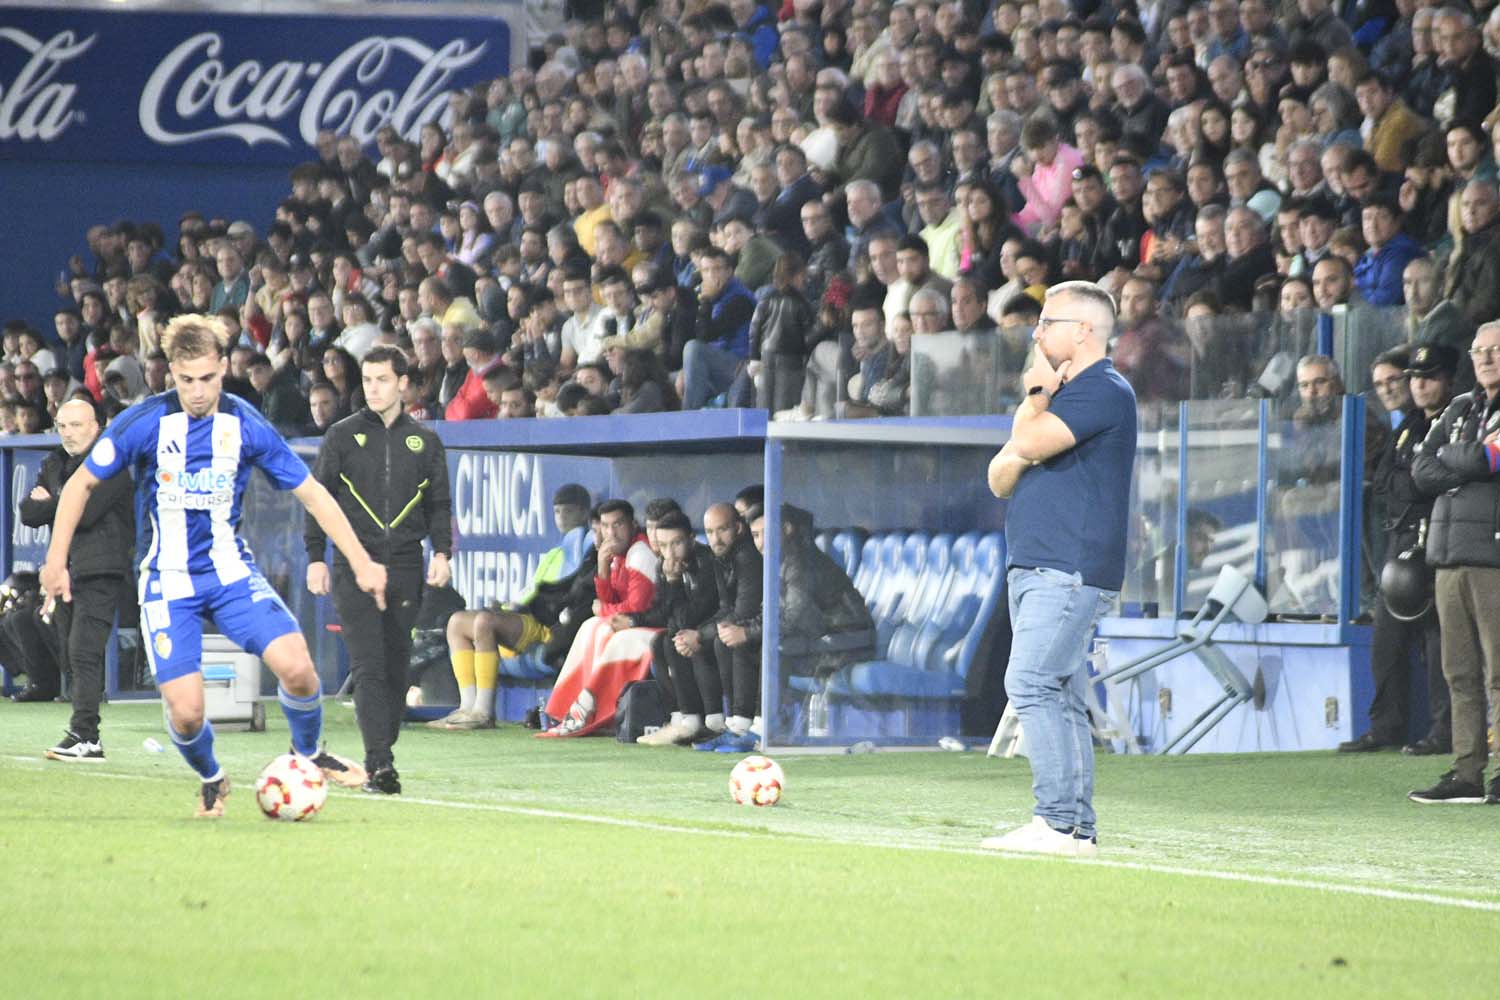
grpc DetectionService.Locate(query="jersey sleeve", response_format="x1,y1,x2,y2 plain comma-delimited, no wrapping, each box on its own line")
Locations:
240,403,310,490
83,401,156,479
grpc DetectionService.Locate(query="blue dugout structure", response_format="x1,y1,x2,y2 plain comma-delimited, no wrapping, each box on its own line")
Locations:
0,401,1392,753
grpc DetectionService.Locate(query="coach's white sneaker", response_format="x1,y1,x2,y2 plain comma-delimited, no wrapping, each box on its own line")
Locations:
981,816,1098,858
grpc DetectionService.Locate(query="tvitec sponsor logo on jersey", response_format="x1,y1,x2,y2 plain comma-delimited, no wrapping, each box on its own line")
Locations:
156,467,234,511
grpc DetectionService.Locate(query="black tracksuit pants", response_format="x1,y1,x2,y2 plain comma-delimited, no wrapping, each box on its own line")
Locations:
1369,598,1449,745
652,630,721,718
55,575,121,741
332,563,423,772
714,635,761,720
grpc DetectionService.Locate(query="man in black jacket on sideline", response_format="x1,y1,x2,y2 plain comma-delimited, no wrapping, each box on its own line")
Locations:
20,399,134,761
1408,324,1500,804
630,510,723,746
1340,346,1454,755
306,346,452,795
690,503,764,753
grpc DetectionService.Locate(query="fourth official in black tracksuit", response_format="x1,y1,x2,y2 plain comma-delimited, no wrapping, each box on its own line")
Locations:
306,351,451,791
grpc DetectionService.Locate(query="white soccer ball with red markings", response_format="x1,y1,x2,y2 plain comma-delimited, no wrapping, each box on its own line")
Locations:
255,753,328,821
729,755,785,807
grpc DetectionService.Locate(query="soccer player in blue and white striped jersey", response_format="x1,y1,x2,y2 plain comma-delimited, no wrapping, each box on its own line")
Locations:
40,315,388,818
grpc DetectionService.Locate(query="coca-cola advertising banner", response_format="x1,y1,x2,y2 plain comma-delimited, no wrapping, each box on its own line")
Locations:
0,1,523,166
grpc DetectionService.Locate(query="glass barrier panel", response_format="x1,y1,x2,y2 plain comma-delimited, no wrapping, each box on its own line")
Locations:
1114,318,1192,404
1262,405,1345,619
1332,305,1410,395
239,468,342,692
769,438,1001,749
1120,401,1180,617
1188,309,1319,403
1180,399,1263,614
909,330,1029,415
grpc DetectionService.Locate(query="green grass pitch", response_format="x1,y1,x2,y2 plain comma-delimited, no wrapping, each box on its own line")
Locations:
2,700,1498,998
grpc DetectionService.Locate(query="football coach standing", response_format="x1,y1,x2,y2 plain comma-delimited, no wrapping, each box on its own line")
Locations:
306,345,452,795
983,281,1137,857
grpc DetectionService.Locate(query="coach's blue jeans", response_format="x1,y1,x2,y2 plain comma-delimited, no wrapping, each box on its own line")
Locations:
1003,566,1116,839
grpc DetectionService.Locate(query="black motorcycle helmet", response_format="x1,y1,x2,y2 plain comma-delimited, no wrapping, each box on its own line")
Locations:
1381,545,1434,622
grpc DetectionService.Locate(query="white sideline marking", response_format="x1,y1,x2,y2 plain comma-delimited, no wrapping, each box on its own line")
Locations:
7,756,1500,914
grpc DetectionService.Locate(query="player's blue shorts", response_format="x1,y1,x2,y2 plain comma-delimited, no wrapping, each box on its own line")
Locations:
138,567,300,684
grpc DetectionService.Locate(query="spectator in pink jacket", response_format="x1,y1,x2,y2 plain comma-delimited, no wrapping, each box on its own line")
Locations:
1011,117,1085,236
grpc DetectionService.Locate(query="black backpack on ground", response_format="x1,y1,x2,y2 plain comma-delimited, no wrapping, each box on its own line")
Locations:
614,680,668,743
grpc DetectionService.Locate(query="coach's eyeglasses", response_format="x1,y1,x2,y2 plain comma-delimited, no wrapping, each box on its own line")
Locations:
1036,316,1090,329
1471,345,1500,361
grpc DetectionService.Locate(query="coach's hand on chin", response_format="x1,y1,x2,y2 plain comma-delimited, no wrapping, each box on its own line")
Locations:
1023,351,1071,402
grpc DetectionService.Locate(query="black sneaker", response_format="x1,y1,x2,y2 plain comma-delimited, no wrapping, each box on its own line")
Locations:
301,744,367,788
1486,776,1500,806
196,775,230,818
1408,771,1485,804
44,731,104,762
1402,736,1451,756
362,766,402,795
1337,731,1398,753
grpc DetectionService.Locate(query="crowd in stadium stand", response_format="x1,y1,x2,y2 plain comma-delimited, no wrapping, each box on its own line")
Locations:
4,0,1499,435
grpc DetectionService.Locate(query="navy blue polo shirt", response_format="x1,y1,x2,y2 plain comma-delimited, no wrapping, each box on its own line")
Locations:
1005,358,1138,591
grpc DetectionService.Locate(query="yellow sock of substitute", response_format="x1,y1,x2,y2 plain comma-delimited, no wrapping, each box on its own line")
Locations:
452,649,476,711
474,651,499,719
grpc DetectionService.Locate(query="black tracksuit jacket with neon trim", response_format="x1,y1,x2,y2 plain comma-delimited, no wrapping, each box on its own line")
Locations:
304,408,452,570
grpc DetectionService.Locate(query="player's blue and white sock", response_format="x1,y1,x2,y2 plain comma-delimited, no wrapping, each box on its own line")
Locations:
278,685,323,757
169,721,222,781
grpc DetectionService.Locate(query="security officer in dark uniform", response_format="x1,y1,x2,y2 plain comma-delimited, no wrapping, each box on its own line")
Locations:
19,399,134,761
306,346,451,794
1340,345,1456,754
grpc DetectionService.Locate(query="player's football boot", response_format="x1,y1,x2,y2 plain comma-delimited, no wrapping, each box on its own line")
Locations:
712,730,761,753
195,775,230,818
442,710,496,730
308,746,367,788
426,707,473,729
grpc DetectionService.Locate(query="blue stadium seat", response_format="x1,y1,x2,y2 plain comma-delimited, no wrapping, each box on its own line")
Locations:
872,532,928,651
852,534,883,603
885,533,956,665
865,532,909,623
814,531,832,554
829,529,865,578
837,532,1006,700
499,648,555,680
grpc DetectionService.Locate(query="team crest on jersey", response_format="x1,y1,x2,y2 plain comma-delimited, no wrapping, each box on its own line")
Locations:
215,429,235,453
354,433,367,447
405,435,424,453
153,632,172,659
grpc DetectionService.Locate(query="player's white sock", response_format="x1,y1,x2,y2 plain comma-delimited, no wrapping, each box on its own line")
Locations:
458,685,477,712
576,689,596,719
704,713,725,733
668,711,683,728
726,715,751,735
679,713,702,733
751,715,763,734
